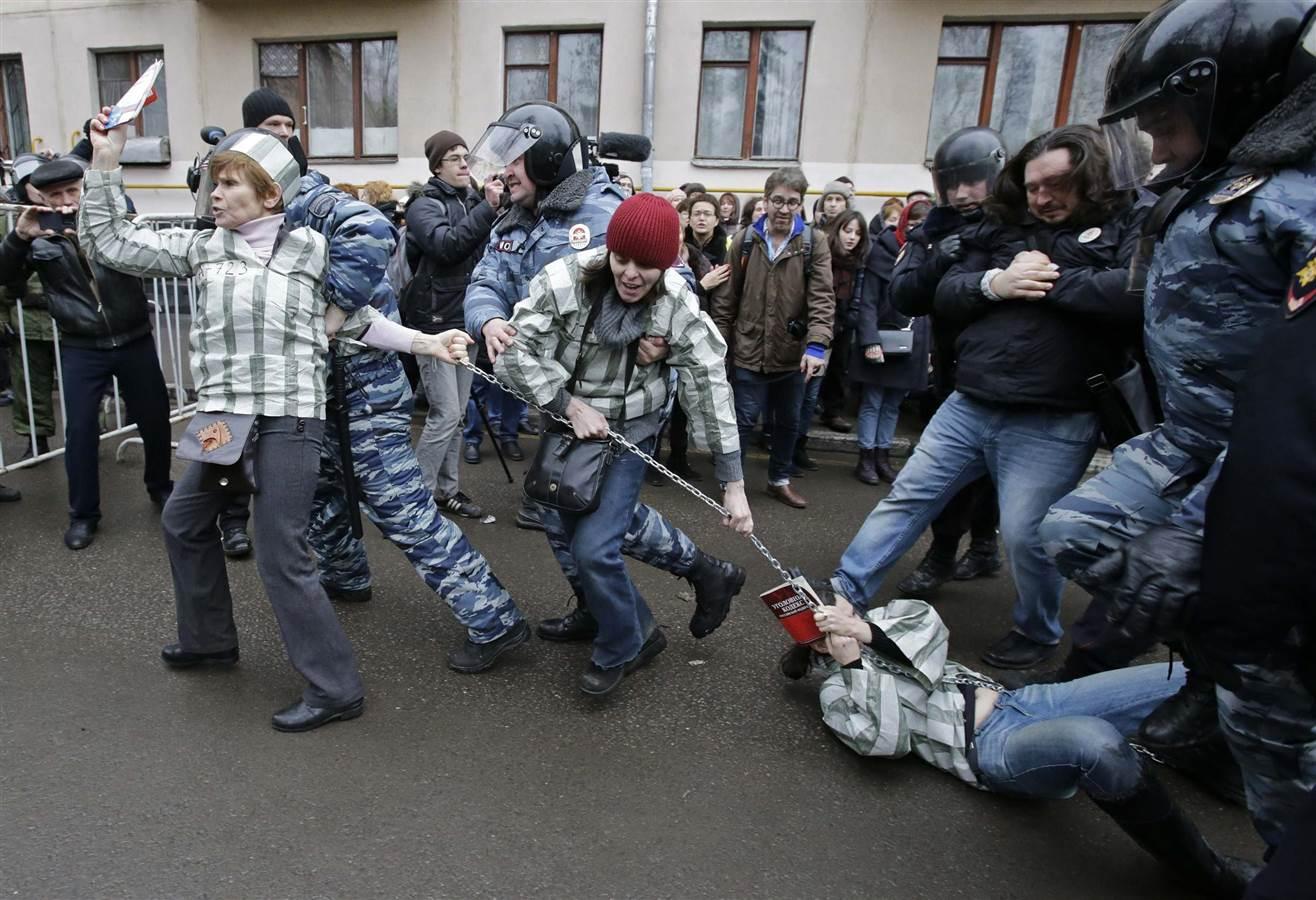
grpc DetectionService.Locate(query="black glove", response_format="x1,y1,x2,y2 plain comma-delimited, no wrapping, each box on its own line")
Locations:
936,234,964,262
1083,524,1203,645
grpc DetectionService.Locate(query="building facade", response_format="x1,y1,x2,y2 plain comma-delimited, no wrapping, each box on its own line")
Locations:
0,0,1156,216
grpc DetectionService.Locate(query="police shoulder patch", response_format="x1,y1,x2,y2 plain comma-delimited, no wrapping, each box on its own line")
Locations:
1286,241,1316,319
568,223,591,250
308,192,338,220
1208,173,1269,206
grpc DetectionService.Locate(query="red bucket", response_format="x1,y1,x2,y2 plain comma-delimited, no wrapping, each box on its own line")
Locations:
761,580,823,645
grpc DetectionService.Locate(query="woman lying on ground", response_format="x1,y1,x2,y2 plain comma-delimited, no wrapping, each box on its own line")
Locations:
782,592,1256,899
78,111,469,732
495,193,752,698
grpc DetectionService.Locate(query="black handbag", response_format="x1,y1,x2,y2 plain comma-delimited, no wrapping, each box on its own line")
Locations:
176,411,260,494
876,327,914,355
523,298,639,515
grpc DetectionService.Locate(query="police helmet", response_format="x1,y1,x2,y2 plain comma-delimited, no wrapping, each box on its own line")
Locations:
931,127,1007,209
468,101,583,190
1100,0,1316,191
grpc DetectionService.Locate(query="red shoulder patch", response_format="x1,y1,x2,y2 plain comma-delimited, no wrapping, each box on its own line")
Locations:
1286,242,1316,319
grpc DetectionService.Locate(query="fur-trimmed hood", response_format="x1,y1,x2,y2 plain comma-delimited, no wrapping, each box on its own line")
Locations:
494,168,615,236
1230,73,1316,169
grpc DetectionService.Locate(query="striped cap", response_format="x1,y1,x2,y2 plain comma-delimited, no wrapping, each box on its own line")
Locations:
213,128,302,204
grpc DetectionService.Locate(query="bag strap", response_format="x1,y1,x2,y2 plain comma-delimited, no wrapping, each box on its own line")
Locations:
565,293,642,431
740,224,812,286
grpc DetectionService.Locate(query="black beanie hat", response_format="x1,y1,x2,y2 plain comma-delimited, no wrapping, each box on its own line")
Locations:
242,88,295,129
424,130,467,172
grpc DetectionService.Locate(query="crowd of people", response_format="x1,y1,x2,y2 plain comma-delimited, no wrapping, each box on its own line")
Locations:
0,0,1312,895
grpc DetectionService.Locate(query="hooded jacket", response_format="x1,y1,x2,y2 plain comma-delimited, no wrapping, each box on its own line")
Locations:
402,176,499,333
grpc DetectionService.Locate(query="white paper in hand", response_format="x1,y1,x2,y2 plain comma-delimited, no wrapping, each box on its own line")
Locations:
104,59,163,129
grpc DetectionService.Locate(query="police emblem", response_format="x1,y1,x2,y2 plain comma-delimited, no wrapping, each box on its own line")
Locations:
1208,173,1269,205
1078,227,1101,244
568,223,591,250
1286,243,1316,318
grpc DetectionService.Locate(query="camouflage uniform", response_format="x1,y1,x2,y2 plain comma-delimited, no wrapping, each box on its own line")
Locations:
287,171,524,643
464,168,699,591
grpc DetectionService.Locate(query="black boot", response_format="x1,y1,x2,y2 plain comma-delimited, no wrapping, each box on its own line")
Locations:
793,436,819,473
1091,764,1259,899
666,450,704,482
1010,645,1113,687
874,448,899,483
18,436,50,464
1138,670,1247,806
853,448,880,485
685,551,747,638
536,595,599,642
953,537,1002,579
895,548,956,597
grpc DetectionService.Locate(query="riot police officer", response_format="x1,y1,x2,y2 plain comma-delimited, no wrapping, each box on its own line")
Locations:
463,102,746,643
1040,0,1316,798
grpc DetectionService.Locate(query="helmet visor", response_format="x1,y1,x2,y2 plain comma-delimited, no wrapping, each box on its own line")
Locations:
1101,62,1215,191
933,158,1003,209
468,120,542,184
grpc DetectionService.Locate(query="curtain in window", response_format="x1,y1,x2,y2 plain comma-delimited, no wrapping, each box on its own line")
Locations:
752,30,806,158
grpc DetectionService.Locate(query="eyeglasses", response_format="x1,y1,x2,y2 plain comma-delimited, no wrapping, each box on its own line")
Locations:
442,153,470,165
766,196,803,210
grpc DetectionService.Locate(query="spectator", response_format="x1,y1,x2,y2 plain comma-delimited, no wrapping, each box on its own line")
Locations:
680,181,707,195
739,196,767,228
906,189,932,204
815,179,853,229
880,197,904,229
0,154,173,550
666,186,687,208
826,125,1147,671
403,129,505,519
713,166,835,510
684,191,729,266
615,174,635,197
717,192,740,228
332,182,359,197
359,180,398,222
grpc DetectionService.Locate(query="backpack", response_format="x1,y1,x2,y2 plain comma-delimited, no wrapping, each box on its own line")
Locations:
387,224,414,295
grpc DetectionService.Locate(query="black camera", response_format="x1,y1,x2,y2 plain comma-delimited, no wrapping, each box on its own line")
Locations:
38,210,77,234
786,318,808,339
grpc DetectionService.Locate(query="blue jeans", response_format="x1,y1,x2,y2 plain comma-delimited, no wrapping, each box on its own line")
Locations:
733,367,805,484
555,437,656,669
974,664,1186,800
832,391,1099,644
798,371,824,440
857,385,906,450
463,377,524,446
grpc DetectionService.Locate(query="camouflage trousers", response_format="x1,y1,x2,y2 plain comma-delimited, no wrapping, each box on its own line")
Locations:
309,358,523,643
1039,427,1212,658
1216,662,1316,849
541,501,699,600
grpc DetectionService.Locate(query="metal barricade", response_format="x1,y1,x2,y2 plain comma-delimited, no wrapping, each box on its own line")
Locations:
0,203,198,476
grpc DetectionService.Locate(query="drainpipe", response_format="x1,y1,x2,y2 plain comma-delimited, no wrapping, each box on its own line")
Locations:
641,0,657,191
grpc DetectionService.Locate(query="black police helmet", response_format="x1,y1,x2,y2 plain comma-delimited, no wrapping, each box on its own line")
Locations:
495,101,583,189
931,127,1007,206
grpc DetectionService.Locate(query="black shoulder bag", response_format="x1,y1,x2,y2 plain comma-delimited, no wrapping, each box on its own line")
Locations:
523,298,640,515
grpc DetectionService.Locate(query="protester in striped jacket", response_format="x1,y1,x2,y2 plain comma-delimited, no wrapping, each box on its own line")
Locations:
496,195,752,699
78,113,469,733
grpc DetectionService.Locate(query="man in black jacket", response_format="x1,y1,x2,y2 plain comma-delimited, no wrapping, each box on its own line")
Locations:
826,125,1144,670
0,155,172,549
403,130,504,519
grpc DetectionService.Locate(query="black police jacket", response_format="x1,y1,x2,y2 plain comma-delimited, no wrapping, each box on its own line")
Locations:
0,230,152,350
402,177,498,333
932,203,1147,410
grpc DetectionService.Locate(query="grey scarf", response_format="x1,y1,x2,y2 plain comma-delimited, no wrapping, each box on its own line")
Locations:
590,289,648,347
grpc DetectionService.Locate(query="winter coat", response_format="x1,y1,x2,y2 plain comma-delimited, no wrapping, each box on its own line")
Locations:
711,216,835,374
402,176,499,333
850,227,930,391
686,223,729,267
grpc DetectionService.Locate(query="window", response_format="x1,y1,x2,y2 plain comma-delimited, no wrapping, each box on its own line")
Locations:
94,49,169,138
696,27,809,160
925,20,1137,158
503,30,602,136
0,56,29,159
258,38,399,159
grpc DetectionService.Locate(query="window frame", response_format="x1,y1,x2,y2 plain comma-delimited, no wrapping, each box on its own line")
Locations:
257,36,400,162
0,55,30,159
694,25,811,162
92,47,168,138
930,19,1139,154
501,28,604,134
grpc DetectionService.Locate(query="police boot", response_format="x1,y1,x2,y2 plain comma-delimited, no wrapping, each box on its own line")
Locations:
874,448,899,483
515,498,547,532
536,594,599,643
685,551,747,638
853,448,880,485
1091,763,1258,899
953,537,1002,580
895,547,956,597
1138,670,1246,806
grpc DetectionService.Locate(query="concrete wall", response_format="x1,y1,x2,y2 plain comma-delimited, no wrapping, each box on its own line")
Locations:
1,0,1157,216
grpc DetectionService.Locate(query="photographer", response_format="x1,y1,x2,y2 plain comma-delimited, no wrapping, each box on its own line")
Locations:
0,155,173,550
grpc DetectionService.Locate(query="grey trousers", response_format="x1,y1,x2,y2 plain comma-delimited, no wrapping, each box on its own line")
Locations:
162,415,363,707
414,356,473,499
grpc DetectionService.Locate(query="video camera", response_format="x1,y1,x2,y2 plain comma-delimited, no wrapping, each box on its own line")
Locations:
185,125,228,229
585,132,651,179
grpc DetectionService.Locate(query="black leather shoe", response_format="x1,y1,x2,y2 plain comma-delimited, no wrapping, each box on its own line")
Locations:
463,442,482,464
64,519,98,550
18,436,50,464
686,551,746,639
537,601,599,642
221,527,252,558
448,619,531,673
624,627,668,674
515,499,546,531
518,418,540,436
579,662,625,696
895,551,955,597
981,631,1058,670
500,439,524,462
161,643,240,668
667,457,704,482
0,483,20,503
271,696,365,732
1138,670,1219,748
148,482,174,509
953,540,1002,580
1010,647,1108,687
323,583,373,603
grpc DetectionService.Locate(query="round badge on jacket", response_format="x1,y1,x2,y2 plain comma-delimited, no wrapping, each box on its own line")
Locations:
568,224,591,250
1078,227,1101,244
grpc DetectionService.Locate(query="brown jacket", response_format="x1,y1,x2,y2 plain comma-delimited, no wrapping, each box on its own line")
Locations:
711,224,835,374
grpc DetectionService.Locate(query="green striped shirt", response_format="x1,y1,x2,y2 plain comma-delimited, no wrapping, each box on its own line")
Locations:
79,169,330,418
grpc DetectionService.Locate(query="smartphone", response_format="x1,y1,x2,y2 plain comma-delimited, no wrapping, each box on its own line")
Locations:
38,210,76,234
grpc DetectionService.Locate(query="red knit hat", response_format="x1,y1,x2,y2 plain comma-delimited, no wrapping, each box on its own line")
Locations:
606,192,681,269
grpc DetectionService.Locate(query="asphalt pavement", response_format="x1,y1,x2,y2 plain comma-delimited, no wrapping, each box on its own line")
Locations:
0,423,1259,899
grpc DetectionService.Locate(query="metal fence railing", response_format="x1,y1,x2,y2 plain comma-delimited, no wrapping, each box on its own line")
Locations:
0,205,198,476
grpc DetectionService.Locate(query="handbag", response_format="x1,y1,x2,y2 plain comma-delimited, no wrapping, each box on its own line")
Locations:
876,327,914,355
176,411,260,494
523,297,639,515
